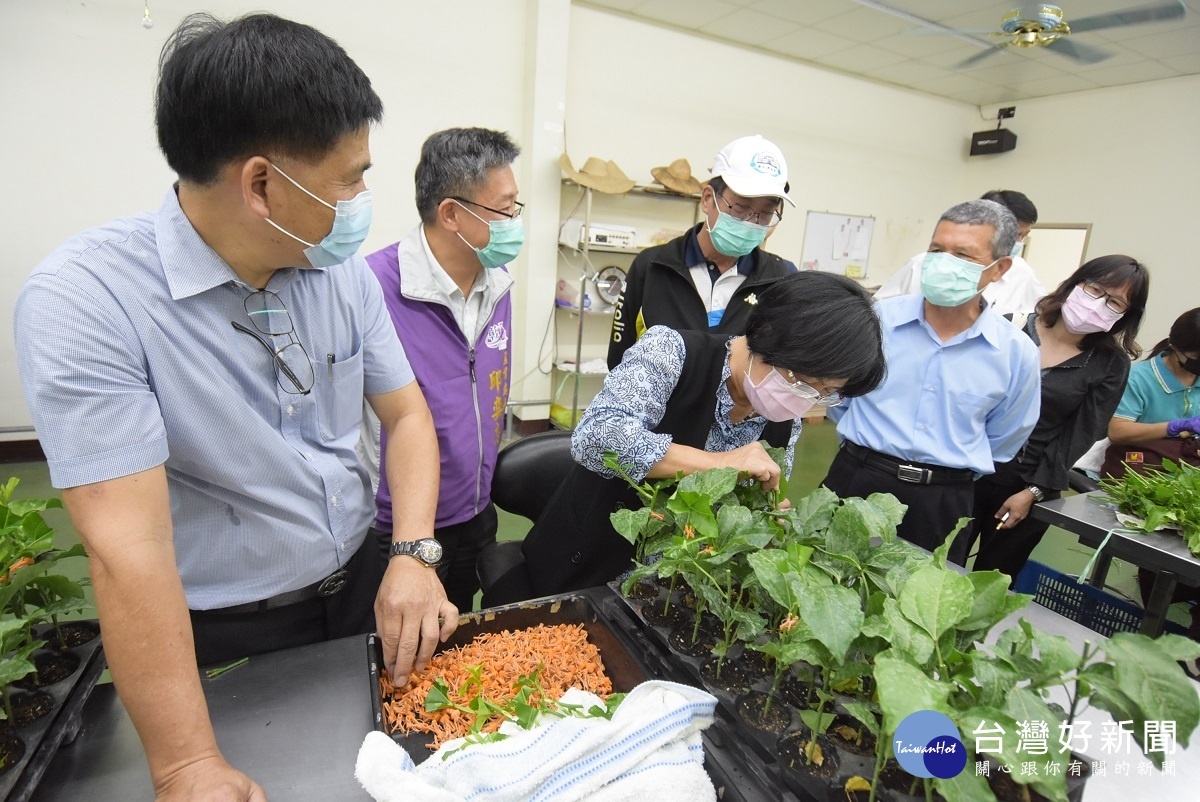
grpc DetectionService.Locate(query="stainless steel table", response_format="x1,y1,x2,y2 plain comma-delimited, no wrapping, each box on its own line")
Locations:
30,637,374,801
1031,491,1200,636
29,590,1200,802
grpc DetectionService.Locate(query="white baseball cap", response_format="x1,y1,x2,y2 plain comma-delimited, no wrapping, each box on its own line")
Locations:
710,135,794,207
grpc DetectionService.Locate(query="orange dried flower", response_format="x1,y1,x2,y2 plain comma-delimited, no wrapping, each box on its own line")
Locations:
780,615,799,633
683,525,696,540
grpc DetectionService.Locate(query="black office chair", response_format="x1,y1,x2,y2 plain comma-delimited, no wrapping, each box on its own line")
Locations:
476,430,575,607
1067,467,1101,494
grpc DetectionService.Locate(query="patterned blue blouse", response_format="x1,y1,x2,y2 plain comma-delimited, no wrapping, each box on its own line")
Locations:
571,326,800,481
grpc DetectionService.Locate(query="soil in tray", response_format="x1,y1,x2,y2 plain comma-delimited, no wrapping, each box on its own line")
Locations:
0,732,25,777
879,758,946,801
735,691,791,734
699,655,749,694
779,674,816,709
736,645,773,680
639,600,689,631
46,621,99,651
777,729,839,779
13,652,81,691
4,691,55,729
622,579,659,601
667,624,719,658
826,714,877,757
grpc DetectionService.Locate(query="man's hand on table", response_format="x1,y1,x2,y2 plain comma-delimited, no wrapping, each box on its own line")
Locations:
375,555,458,685
154,755,265,801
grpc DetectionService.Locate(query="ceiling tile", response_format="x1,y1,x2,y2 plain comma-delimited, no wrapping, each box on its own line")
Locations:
872,29,990,59
862,59,955,84
815,42,910,72
948,86,1021,105
910,72,1001,96
1053,43,1153,73
1082,59,1182,85
1002,72,1101,99
631,0,743,29
811,6,920,42
1161,50,1200,70
746,0,853,26
699,8,799,46
1121,25,1200,59
916,42,1000,69
761,26,860,60
961,58,1063,86
582,0,644,12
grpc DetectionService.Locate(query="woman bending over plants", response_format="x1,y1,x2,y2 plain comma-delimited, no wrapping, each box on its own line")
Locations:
495,272,887,604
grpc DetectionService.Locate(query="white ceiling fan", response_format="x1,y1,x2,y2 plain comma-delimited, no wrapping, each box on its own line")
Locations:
852,1,1188,68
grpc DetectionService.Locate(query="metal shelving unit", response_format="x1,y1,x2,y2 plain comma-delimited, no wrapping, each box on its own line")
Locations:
553,182,700,429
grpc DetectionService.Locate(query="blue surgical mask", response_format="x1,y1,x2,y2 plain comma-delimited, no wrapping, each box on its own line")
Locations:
265,162,373,268
920,251,996,308
707,208,769,258
1010,240,1024,258
455,201,525,269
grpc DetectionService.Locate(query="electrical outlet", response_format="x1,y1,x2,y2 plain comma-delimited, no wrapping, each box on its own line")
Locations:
998,106,1016,119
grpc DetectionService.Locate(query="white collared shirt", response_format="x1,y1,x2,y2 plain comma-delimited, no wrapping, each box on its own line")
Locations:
420,226,488,343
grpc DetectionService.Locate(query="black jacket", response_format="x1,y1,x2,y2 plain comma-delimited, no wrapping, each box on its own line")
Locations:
607,224,795,370
988,316,1131,492
521,330,790,599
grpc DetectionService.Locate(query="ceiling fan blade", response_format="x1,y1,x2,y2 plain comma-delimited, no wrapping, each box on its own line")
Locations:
955,45,1008,69
1044,36,1112,64
1067,0,1187,34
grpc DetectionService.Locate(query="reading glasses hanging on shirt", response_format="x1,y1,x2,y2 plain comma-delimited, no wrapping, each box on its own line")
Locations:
231,290,315,395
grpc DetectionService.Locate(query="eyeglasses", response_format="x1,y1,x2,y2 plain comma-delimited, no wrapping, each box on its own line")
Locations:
1080,281,1129,315
715,193,782,227
231,290,314,395
451,197,524,220
782,371,844,407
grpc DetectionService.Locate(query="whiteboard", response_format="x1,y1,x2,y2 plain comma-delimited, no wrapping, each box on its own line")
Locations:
799,212,875,279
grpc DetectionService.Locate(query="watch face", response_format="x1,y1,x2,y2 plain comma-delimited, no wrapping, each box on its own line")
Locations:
415,539,443,565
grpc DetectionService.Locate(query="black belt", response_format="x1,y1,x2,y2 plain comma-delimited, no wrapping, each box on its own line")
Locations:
207,567,350,615
842,441,975,486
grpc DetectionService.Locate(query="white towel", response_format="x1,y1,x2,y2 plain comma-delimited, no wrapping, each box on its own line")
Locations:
356,681,718,802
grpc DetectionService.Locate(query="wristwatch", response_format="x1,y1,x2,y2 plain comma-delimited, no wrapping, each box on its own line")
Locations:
1026,485,1046,503
389,538,443,566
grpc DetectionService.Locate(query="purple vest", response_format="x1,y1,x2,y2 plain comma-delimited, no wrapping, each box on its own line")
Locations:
366,242,512,530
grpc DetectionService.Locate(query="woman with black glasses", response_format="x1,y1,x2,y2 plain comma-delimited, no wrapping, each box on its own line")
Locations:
969,255,1150,578
493,271,887,603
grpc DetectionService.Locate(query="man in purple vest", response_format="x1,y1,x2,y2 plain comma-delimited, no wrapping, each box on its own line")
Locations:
366,128,520,612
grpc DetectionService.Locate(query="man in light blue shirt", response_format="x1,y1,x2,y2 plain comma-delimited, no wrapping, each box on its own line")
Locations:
823,200,1041,564
14,14,452,800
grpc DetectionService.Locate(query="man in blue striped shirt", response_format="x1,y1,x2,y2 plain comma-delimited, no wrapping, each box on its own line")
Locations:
14,14,453,800
823,200,1041,564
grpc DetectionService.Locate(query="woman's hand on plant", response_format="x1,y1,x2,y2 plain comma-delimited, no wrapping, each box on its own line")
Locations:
714,442,782,491
375,558,458,685
996,489,1036,529
153,755,266,801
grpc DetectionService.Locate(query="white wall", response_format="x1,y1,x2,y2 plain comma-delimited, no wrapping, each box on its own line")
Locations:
3,1,1194,435
967,74,1200,350
0,0,534,436
564,6,979,283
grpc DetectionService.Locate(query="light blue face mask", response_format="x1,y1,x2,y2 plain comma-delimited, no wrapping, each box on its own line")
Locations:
455,201,525,269
1010,239,1025,258
920,251,996,307
265,162,373,268
707,207,769,258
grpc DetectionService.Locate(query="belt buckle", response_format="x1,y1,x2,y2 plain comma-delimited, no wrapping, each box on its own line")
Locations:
317,569,349,597
897,464,932,485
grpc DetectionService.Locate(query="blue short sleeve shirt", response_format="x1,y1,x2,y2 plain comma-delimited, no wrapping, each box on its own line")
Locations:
14,188,414,609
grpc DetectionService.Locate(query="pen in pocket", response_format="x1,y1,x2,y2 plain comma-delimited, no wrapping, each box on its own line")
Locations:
327,354,334,380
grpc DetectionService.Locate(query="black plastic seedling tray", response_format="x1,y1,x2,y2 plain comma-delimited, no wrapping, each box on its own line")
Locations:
1,621,105,802
366,588,791,802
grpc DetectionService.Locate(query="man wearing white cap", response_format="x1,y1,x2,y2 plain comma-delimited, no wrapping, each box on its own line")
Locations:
607,134,797,370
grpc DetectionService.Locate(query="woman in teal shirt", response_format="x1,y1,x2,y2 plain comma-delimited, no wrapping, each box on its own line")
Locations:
1106,306,1200,473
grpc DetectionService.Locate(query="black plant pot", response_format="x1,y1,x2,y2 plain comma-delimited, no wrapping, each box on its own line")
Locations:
0,620,104,802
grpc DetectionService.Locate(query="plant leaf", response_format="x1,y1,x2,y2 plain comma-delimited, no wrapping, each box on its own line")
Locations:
899,565,974,641
794,582,863,664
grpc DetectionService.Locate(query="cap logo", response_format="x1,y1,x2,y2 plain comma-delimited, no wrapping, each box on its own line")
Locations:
748,151,781,177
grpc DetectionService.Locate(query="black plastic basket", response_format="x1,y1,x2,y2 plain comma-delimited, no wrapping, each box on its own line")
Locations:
1013,561,1143,637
